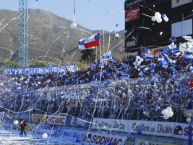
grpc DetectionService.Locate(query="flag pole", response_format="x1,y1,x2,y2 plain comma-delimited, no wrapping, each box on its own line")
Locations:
103,30,104,55
95,46,97,60
99,38,101,58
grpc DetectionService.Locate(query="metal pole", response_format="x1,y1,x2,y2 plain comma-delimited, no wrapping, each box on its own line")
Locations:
19,0,28,67
188,123,192,145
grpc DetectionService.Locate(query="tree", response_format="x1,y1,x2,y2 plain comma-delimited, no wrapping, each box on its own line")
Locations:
81,49,96,62
4,60,19,68
29,61,49,67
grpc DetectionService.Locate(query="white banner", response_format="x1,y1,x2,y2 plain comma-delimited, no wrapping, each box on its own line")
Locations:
172,0,192,8
32,114,67,125
47,115,66,125
4,64,77,75
92,118,193,140
83,132,126,145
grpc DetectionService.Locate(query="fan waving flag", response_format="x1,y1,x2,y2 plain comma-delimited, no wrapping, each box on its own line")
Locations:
78,33,100,50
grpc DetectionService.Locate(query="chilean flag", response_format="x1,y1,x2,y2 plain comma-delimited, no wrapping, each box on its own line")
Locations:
78,33,100,50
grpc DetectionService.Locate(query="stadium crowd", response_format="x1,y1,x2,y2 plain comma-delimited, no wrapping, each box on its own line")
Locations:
0,72,192,123
0,44,193,123
2,46,193,91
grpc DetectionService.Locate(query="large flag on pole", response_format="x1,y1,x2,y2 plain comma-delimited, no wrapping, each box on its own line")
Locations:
78,33,100,50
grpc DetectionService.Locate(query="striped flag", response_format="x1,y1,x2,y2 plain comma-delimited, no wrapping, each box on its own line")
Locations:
143,48,154,60
158,57,168,68
162,53,173,64
170,48,182,56
184,51,193,62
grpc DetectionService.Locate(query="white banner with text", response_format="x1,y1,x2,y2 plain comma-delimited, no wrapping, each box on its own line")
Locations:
92,118,193,140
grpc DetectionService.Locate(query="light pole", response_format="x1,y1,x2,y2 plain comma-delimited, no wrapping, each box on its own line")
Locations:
184,109,193,145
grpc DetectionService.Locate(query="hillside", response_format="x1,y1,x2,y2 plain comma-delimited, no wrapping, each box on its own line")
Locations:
0,9,125,66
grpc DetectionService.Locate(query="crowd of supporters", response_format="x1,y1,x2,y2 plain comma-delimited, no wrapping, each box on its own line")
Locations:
0,73,192,123
0,45,193,123
1,48,192,91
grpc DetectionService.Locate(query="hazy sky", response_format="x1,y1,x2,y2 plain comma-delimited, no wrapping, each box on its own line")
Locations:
0,0,125,31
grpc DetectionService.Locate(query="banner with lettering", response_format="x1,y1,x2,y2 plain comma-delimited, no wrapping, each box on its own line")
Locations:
4,64,77,75
46,115,66,125
92,118,193,140
83,132,126,145
65,115,91,129
32,114,67,125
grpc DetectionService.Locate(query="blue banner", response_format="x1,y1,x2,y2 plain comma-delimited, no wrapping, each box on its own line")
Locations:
4,64,77,75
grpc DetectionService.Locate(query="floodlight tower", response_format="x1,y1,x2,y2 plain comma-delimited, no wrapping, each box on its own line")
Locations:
18,0,28,67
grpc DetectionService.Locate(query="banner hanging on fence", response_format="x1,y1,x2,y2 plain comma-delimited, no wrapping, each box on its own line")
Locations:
92,118,193,140
4,64,77,75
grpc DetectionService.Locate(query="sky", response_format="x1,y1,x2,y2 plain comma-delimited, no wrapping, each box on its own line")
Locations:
0,0,125,31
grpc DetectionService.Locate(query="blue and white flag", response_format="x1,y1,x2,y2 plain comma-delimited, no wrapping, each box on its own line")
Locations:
168,41,182,56
161,47,173,63
168,42,177,49
100,51,113,60
162,53,173,64
184,51,193,62
158,58,168,68
134,56,143,67
142,48,154,60
161,47,169,54
144,54,154,60
142,47,151,54
170,48,182,56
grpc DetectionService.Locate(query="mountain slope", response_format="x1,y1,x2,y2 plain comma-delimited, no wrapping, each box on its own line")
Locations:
0,9,125,65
